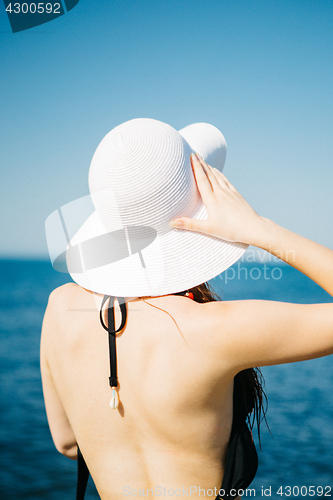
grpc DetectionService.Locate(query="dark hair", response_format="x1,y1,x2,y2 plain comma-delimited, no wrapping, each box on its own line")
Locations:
187,282,268,444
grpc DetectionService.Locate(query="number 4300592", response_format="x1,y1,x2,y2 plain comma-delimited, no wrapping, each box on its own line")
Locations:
5,3,61,14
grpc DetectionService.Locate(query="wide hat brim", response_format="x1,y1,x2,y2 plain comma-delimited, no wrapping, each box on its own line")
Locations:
68,203,247,297
56,121,248,297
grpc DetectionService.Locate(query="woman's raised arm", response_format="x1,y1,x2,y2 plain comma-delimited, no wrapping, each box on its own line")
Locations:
169,154,333,371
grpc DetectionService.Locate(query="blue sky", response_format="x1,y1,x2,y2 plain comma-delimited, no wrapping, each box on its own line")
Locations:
0,0,332,257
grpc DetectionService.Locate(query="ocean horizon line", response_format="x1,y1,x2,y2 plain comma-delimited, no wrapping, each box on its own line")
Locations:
0,255,290,266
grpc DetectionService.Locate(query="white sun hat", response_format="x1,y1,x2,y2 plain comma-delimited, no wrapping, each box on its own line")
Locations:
46,118,247,297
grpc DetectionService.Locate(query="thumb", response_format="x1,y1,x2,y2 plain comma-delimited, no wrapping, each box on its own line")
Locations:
168,217,207,233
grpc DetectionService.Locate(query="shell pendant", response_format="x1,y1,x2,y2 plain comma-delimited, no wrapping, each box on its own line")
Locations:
110,387,119,409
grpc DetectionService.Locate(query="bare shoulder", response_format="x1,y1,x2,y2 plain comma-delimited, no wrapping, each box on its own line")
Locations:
48,282,81,306
168,298,233,349
47,283,98,314
42,284,94,342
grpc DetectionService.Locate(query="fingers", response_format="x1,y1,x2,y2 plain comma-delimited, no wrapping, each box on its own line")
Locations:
169,153,239,234
192,153,238,198
216,170,237,192
168,216,208,234
195,154,230,193
190,153,214,203
195,155,221,192
202,160,236,192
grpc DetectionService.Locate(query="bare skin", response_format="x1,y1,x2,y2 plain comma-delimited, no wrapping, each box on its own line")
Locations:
41,154,333,499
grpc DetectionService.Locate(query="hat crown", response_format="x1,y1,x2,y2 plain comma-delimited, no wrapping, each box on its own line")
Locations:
88,118,199,233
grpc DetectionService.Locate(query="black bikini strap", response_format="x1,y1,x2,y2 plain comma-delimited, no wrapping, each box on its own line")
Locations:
99,295,127,388
76,446,89,500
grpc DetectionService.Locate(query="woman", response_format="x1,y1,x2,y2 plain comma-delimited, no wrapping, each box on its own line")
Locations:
41,119,333,500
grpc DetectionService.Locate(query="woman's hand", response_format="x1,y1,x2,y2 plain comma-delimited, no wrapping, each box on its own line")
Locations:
169,153,265,246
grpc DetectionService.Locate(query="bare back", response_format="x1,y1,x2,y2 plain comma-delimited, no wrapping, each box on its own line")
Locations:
41,283,236,499
41,132,333,500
